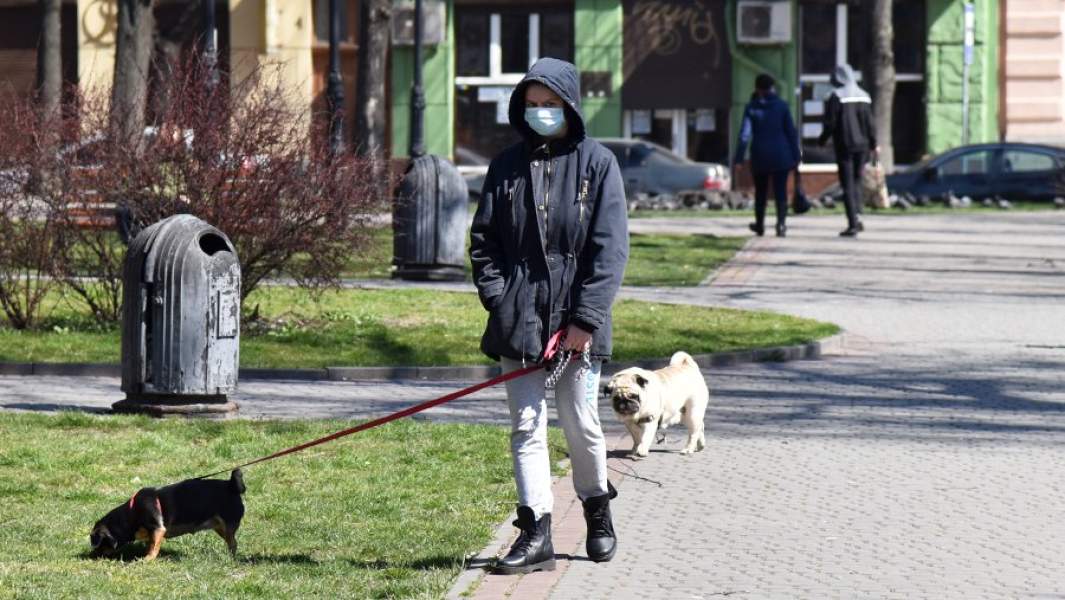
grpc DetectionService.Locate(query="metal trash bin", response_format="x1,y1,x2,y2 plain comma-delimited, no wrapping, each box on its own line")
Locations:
113,214,241,417
392,154,468,281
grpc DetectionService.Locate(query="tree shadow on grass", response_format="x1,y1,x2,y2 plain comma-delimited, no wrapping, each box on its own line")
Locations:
240,553,319,565
77,546,185,562
362,326,455,366
3,403,108,414
346,555,463,571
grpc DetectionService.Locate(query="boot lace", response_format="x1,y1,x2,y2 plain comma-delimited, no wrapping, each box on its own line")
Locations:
586,504,612,537
509,521,536,553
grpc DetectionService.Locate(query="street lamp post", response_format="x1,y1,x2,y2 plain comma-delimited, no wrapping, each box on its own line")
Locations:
391,0,467,281
409,0,426,158
327,0,345,156
202,0,218,91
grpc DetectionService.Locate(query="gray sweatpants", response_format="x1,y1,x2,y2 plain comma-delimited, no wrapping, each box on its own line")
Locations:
501,357,609,519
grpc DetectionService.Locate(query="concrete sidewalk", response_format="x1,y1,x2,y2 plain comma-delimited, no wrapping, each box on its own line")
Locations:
457,212,1065,599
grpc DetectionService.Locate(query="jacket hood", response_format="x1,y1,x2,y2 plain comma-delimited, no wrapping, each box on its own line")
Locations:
829,64,870,100
508,58,586,147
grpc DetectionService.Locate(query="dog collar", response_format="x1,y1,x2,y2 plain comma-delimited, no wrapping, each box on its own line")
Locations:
128,491,163,514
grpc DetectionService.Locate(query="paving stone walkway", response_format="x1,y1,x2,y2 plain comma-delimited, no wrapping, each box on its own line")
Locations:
3,212,1065,598
544,212,1065,599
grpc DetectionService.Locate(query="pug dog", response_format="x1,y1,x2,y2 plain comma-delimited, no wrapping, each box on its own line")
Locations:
606,352,708,457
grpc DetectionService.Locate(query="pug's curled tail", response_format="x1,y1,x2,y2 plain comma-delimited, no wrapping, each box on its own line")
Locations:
229,469,246,495
669,351,697,369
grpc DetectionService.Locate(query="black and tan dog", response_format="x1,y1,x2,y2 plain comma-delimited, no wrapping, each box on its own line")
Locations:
89,469,246,561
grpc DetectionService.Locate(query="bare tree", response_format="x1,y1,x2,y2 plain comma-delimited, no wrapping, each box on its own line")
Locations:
871,0,896,172
111,0,156,148
354,0,391,191
36,0,62,121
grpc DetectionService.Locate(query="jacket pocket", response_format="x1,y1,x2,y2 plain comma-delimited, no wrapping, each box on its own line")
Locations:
485,261,537,358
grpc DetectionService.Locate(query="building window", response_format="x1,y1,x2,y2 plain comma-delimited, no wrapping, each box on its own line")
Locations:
456,11,489,76
798,0,926,165
313,0,349,44
455,6,574,83
454,4,574,161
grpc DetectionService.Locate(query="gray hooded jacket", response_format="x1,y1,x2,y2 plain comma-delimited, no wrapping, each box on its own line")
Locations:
469,58,629,362
818,64,877,155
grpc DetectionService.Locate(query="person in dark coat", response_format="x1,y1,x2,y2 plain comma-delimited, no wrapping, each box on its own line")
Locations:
469,57,629,574
819,63,878,237
733,73,801,238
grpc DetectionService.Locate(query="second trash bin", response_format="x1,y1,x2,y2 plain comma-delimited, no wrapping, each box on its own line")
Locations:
114,214,241,417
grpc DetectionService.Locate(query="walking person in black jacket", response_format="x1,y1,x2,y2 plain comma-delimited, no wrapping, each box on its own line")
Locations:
733,74,801,237
819,64,878,237
470,57,629,574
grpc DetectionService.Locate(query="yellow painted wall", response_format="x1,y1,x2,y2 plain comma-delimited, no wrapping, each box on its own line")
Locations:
77,0,117,93
230,0,315,130
75,0,315,130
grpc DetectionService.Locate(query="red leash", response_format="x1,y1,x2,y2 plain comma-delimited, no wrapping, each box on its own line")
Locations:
195,331,565,480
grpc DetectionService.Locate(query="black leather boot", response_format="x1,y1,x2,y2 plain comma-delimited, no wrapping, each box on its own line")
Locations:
494,506,555,574
582,482,618,562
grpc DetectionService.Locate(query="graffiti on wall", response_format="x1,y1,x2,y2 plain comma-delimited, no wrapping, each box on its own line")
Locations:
622,0,730,110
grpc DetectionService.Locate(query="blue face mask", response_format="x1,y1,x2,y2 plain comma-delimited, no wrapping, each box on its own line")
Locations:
524,107,566,137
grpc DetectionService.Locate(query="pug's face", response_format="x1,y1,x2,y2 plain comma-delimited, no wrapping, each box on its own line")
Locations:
606,372,649,416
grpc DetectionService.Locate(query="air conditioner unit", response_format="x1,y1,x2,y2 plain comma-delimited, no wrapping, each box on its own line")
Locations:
391,1,446,46
737,0,792,45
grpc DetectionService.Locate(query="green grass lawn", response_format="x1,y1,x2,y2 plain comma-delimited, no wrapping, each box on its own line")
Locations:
625,234,745,286
0,288,837,368
334,227,745,288
0,412,567,599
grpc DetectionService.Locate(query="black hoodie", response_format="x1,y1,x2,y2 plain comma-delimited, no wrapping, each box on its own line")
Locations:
469,57,629,362
818,64,877,155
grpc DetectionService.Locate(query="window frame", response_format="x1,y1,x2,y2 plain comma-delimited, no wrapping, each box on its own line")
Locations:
455,12,541,85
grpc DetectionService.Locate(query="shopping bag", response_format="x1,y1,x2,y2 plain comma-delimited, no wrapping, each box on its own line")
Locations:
792,168,812,214
862,160,890,209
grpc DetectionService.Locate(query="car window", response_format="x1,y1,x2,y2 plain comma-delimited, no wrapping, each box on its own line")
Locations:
645,148,686,167
1002,150,1056,173
629,144,652,166
938,150,993,176
604,144,628,167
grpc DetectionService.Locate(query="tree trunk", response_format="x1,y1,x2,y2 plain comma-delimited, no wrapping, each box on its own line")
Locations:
110,0,155,148
354,0,391,191
871,0,895,172
36,0,62,121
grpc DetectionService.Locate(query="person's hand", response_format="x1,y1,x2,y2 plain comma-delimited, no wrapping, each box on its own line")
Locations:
563,323,592,353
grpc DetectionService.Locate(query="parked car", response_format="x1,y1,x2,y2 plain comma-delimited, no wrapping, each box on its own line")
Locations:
600,138,731,198
455,146,489,202
886,142,1065,201
456,139,732,202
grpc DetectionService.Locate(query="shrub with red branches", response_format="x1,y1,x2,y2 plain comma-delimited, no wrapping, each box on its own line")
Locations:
0,57,390,329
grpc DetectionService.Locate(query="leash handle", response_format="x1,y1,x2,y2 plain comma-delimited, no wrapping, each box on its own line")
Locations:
195,330,568,480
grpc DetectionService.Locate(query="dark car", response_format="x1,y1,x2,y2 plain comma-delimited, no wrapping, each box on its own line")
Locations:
600,138,731,198
886,142,1065,201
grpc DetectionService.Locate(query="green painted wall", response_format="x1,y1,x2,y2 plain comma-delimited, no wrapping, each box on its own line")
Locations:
391,0,456,160
926,0,999,154
575,0,624,137
725,0,799,160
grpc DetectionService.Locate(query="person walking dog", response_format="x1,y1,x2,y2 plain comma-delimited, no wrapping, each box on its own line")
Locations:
733,73,801,238
819,64,878,237
470,57,629,574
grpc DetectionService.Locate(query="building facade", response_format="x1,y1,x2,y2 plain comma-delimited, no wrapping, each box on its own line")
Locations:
390,0,1005,171
1002,0,1065,146
0,1,1034,169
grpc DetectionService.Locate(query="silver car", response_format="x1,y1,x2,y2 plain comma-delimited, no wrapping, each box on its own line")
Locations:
600,138,731,198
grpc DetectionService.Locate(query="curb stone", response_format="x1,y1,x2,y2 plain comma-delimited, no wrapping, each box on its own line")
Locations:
0,339,826,383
